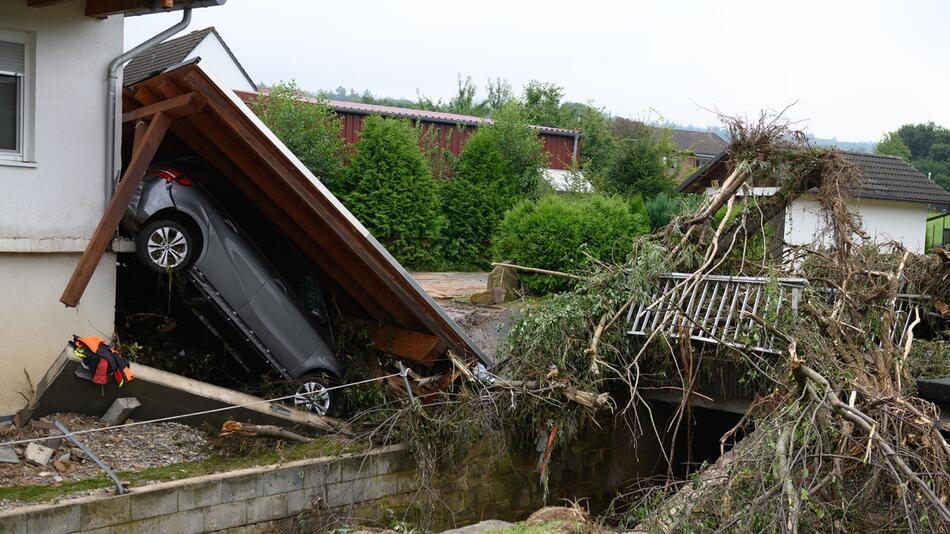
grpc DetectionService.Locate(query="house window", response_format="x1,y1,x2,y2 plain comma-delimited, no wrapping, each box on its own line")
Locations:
0,30,32,163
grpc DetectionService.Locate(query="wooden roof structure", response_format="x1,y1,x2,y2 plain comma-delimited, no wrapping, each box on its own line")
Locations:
62,60,488,367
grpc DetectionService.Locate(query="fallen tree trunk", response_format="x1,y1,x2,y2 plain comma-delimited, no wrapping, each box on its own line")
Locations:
219,420,313,443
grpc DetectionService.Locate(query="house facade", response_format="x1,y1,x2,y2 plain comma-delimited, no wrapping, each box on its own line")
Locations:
679,150,950,254
0,2,123,414
0,0,223,416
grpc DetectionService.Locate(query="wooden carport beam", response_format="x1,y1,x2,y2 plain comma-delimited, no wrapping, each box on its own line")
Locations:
349,319,448,366
122,92,205,123
60,113,171,307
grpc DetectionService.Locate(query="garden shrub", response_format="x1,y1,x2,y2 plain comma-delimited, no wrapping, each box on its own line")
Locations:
440,132,516,268
339,116,442,270
493,194,650,293
594,125,677,198
483,103,547,197
644,192,682,231
249,81,346,193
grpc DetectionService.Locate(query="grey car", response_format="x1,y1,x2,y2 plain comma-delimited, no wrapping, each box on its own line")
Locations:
123,166,343,416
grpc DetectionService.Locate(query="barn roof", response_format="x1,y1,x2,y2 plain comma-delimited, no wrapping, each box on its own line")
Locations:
234,91,579,138
122,60,488,366
678,150,950,207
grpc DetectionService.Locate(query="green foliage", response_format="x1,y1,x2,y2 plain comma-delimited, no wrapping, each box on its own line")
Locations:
595,126,677,198
884,122,950,192
440,132,514,268
249,81,346,193
575,104,619,178
522,80,569,128
338,116,442,269
912,158,950,192
644,192,683,231
485,103,548,197
493,194,650,293
419,75,486,117
874,131,912,160
896,122,948,159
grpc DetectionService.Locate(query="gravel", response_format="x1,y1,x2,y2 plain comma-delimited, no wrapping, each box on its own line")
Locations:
0,412,212,502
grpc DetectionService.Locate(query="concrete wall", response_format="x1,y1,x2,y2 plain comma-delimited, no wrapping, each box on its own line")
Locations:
0,412,667,532
0,253,116,414
0,1,123,415
785,195,929,253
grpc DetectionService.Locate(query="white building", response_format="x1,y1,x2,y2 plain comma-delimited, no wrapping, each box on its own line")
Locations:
678,150,950,254
123,26,256,93
0,0,226,416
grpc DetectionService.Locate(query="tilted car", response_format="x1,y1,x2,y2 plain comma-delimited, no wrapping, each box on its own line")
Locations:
122,165,343,416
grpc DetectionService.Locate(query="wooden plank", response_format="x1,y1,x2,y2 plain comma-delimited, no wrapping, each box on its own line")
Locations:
132,120,147,149
27,0,71,6
84,0,139,17
350,319,447,366
122,92,204,123
60,112,171,307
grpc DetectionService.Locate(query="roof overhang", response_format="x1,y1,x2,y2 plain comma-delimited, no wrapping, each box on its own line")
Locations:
74,0,227,18
123,61,489,367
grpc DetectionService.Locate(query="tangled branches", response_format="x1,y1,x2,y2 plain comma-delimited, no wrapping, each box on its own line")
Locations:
495,111,950,531
338,110,949,532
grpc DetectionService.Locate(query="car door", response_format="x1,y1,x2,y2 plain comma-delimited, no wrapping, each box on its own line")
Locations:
237,276,332,376
194,208,267,310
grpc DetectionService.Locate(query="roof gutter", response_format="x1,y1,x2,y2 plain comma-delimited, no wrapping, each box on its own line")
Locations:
105,7,193,204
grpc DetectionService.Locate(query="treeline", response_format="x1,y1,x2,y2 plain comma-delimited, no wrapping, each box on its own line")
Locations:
250,79,696,290
875,122,950,193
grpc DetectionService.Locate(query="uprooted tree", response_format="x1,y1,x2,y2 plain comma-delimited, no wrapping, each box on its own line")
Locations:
345,110,950,532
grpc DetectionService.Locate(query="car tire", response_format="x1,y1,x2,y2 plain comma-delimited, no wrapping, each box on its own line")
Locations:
291,372,340,417
136,219,196,274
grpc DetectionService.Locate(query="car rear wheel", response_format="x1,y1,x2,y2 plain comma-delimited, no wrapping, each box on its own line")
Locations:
136,219,195,274
292,372,340,417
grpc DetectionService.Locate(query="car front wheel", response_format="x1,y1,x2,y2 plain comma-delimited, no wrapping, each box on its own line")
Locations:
136,219,195,274
291,372,340,417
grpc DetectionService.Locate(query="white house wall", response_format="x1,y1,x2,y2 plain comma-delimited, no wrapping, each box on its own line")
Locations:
785,195,928,253
0,2,122,415
185,34,255,92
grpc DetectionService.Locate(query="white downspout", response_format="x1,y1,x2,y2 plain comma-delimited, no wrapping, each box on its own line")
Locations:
104,7,192,205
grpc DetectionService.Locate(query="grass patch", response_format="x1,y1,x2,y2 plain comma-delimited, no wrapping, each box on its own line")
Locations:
0,436,360,504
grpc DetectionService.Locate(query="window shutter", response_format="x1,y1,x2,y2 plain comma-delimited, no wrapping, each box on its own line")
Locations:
0,41,25,74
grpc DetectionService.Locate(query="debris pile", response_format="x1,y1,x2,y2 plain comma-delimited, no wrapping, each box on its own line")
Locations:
367,111,950,532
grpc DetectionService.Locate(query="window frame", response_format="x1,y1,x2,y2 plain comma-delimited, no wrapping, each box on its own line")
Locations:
0,29,34,165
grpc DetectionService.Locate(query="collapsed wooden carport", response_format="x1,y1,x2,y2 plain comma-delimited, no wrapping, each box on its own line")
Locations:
61,60,488,368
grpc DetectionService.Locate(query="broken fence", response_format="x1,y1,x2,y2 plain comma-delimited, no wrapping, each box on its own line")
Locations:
627,273,923,353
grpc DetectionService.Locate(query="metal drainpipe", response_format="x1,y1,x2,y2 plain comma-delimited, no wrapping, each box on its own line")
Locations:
104,7,193,204
572,130,580,166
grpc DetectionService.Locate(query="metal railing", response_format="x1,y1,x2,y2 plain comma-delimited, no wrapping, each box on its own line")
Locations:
626,273,807,354
627,273,925,354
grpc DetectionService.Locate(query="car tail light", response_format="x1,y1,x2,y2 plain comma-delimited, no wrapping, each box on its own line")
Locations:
154,168,193,186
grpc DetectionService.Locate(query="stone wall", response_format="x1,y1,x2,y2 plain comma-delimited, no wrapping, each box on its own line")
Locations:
0,410,670,533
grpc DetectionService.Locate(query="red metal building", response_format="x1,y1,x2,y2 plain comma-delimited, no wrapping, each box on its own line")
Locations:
236,91,580,171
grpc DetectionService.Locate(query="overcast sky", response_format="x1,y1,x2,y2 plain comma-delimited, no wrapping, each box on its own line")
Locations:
125,0,949,142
